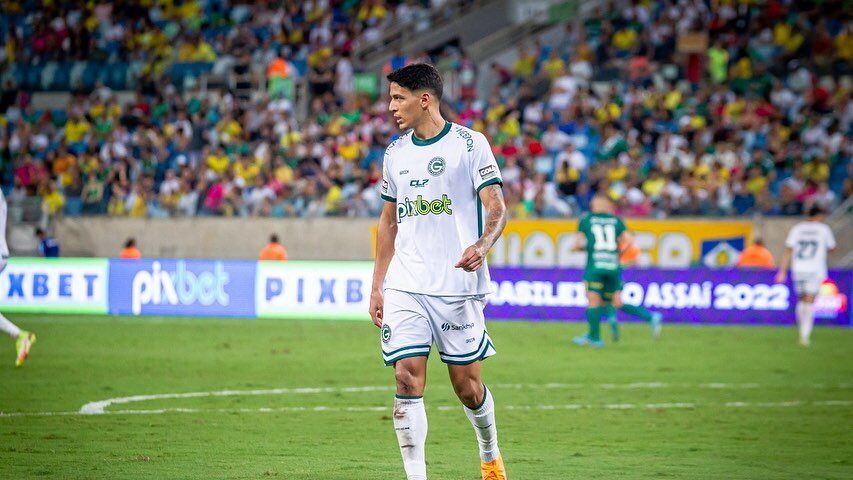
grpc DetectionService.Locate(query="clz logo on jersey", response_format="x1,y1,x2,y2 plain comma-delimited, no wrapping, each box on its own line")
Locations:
396,195,452,223
409,179,429,188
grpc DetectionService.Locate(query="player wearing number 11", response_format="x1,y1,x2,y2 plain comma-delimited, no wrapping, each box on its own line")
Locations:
572,194,661,347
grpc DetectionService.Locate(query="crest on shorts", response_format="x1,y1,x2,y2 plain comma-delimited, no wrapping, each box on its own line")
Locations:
381,324,392,344
427,157,446,177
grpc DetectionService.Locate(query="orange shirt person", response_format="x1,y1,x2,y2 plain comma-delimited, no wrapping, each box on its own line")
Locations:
119,238,142,259
259,234,288,261
736,239,775,269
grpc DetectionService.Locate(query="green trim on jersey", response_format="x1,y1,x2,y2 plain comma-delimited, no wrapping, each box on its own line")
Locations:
476,177,502,193
411,121,451,146
381,194,396,203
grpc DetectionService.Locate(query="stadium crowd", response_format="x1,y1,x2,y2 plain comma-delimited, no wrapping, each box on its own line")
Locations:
0,0,850,219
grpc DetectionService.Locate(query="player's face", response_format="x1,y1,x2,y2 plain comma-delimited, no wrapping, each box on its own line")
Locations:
388,82,423,131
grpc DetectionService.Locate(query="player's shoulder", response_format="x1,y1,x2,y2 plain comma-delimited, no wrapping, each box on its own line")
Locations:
451,123,489,151
385,132,413,158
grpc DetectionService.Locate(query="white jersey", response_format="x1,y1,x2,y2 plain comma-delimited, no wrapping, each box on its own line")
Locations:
0,189,8,258
785,220,836,276
380,122,502,296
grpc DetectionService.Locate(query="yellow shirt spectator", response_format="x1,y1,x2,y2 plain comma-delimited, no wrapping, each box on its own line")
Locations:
206,153,230,174
44,190,66,215
745,175,768,196
65,119,91,143
607,164,628,183
664,90,682,111
275,163,294,184
803,162,830,182
835,31,853,60
512,55,536,78
543,57,565,79
339,141,361,162
612,28,637,50
128,195,147,218
642,177,666,198
234,159,261,183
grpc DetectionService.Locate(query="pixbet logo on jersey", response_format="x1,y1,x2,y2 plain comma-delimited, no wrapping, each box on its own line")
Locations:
396,194,452,223
131,261,230,314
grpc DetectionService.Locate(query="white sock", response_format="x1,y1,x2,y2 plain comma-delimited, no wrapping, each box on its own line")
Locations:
393,396,427,480
801,302,814,343
464,385,500,463
0,313,21,339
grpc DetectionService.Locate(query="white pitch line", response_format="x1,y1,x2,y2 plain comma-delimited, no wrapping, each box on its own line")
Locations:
3,400,852,418
78,382,844,415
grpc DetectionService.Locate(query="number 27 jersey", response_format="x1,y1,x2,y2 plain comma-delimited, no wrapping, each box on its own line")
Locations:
380,122,503,296
785,221,836,275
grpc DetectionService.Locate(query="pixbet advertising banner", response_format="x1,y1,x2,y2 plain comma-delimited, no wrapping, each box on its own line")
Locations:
486,268,852,326
0,258,108,314
256,261,372,320
107,259,256,317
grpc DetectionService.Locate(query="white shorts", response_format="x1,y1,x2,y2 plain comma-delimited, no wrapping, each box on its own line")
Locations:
792,271,825,297
380,289,496,366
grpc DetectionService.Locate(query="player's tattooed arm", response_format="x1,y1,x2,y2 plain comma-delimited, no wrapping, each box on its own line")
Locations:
455,184,506,272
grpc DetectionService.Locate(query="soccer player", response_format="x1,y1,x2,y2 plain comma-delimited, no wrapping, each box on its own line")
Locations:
369,63,508,480
572,194,661,347
0,190,36,366
775,206,836,347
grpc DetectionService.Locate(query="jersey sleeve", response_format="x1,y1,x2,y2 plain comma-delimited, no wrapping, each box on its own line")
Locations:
380,146,397,203
825,225,837,250
784,226,797,249
471,132,503,193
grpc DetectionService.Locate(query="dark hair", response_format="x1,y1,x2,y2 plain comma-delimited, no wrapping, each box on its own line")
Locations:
35,227,44,236
270,234,279,243
753,238,764,246
125,238,136,248
808,206,826,218
386,63,443,101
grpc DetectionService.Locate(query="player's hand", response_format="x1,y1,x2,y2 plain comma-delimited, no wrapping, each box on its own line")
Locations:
774,271,787,284
369,289,384,328
455,243,487,272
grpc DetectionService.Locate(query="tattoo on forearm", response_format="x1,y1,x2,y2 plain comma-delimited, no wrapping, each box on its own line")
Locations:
479,185,507,251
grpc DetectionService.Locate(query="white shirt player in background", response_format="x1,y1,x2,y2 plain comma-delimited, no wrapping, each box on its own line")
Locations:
775,207,837,347
369,64,509,480
0,189,37,366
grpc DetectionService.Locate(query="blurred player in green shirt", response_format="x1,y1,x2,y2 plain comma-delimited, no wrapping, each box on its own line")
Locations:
572,194,662,347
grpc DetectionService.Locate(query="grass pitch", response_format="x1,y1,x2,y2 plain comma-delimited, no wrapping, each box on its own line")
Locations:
0,314,851,479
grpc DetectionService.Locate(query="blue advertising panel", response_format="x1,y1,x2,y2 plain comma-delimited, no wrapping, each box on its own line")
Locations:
108,259,256,317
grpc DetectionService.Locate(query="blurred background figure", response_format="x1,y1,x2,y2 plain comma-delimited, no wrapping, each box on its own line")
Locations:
259,234,288,261
119,238,142,259
35,228,60,257
736,238,775,269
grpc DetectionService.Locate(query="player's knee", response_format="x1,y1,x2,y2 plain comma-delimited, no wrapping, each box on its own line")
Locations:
394,368,424,396
452,377,482,407
612,296,623,308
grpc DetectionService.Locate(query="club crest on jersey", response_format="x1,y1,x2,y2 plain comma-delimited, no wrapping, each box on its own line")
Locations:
427,157,446,177
381,324,392,343
396,194,453,223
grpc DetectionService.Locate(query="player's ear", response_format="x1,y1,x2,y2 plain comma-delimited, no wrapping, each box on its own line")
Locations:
420,91,431,109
